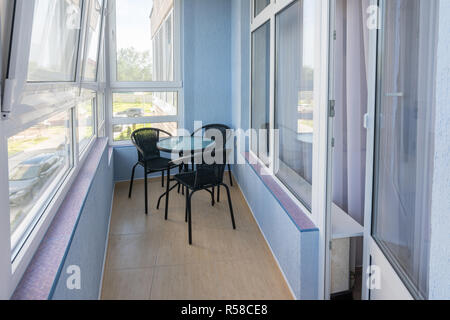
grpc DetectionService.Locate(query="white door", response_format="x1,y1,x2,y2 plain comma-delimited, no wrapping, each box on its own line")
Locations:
362,0,438,300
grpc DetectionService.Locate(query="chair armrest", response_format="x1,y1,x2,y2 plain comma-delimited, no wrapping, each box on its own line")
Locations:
130,137,145,159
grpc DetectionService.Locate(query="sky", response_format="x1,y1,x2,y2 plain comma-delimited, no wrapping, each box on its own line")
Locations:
116,0,154,53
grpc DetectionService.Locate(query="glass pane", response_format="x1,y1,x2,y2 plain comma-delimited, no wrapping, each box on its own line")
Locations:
251,21,270,164
83,0,103,81
8,111,71,254
115,0,174,82
113,122,177,142
78,98,95,153
372,0,438,298
28,0,82,82
254,0,270,17
113,92,178,118
275,0,315,209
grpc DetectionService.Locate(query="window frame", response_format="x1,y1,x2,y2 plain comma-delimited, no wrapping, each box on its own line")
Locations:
108,0,182,87
107,0,184,146
77,93,98,158
0,0,108,299
9,109,75,260
81,0,106,83
249,0,328,219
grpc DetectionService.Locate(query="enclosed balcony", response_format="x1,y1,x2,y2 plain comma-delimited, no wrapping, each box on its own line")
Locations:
0,0,449,302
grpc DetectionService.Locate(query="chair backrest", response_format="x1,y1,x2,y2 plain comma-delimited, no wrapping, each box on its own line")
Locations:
191,124,231,150
130,128,172,162
194,150,228,188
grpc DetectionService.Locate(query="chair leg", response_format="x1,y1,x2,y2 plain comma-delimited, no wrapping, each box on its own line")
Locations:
222,184,236,229
217,185,221,203
128,163,138,198
144,164,148,215
188,192,194,245
211,188,215,206
162,170,165,188
228,164,233,186
164,167,171,220
185,188,189,223
178,166,182,193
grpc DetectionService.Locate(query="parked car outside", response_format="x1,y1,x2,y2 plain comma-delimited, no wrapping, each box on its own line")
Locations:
117,108,144,118
9,153,63,207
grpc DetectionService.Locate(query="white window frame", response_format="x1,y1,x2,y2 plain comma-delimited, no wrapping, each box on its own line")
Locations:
0,0,108,299
107,0,184,146
81,0,106,83
249,0,331,300
249,0,328,219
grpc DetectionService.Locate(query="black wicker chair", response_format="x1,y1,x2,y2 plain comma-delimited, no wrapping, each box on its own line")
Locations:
128,128,179,214
167,150,236,245
191,124,233,202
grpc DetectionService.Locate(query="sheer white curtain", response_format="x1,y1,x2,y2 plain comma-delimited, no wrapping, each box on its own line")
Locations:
333,0,370,266
28,0,81,81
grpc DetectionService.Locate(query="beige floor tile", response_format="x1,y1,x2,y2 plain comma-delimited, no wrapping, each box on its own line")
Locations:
150,259,292,300
105,232,161,270
102,176,293,300
102,268,153,300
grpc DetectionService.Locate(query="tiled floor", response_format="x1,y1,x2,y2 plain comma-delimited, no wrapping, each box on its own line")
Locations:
101,177,293,300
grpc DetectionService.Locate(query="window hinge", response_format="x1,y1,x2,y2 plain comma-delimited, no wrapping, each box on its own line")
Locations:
331,137,335,148
328,100,335,118
333,30,337,40
329,241,333,250
1,79,16,120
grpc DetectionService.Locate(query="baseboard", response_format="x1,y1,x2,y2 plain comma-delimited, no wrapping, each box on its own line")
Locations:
232,171,298,300
114,169,232,184
98,184,115,300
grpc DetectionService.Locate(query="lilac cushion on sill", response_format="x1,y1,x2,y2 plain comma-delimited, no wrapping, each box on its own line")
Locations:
244,152,318,233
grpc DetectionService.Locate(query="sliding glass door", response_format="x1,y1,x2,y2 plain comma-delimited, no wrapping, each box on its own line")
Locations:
366,0,438,300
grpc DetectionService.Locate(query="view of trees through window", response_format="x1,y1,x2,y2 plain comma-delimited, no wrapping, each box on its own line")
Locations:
115,0,174,82
117,48,152,82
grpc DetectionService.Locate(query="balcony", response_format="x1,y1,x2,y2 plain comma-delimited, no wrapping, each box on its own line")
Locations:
1,0,449,303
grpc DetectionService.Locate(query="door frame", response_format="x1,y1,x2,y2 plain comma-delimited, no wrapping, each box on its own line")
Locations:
324,0,413,300
361,0,414,300
323,0,336,301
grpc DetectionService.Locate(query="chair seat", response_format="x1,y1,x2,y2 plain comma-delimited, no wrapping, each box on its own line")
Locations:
139,157,173,171
174,169,219,190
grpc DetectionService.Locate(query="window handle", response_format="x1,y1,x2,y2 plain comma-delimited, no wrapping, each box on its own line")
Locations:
363,113,370,129
385,92,403,97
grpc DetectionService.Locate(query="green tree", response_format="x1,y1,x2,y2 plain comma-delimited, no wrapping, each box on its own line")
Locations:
117,47,152,81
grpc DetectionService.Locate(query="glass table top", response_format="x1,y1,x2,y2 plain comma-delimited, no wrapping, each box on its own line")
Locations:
157,136,215,153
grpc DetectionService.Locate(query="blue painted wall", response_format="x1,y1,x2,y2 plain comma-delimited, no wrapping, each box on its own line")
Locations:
183,0,232,132
230,0,319,299
51,144,114,300
233,162,319,299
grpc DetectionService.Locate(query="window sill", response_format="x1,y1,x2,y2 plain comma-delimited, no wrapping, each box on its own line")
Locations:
244,152,318,233
11,138,109,300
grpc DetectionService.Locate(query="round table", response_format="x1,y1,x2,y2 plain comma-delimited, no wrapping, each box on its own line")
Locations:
157,136,215,154
156,136,215,214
